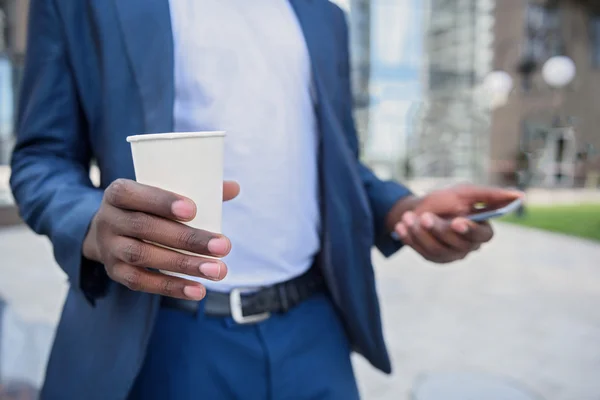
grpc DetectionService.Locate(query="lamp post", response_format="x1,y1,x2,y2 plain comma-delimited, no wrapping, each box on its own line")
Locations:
541,55,576,89
483,55,576,104
482,70,514,110
484,54,577,184
539,56,577,187
482,54,577,215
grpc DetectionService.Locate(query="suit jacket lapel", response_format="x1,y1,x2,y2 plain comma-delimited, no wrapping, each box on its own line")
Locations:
112,0,328,134
288,0,330,109
113,0,174,133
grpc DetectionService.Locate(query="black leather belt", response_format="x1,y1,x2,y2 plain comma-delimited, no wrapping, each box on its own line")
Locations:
161,265,325,324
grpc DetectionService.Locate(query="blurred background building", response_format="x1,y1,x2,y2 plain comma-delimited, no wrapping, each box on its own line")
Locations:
344,0,372,150
1,0,599,191
336,0,600,189
490,0,600,188
0,0,27,166
412,0,600,187
334,0,423,181
0,0,27,227
412,0,495,183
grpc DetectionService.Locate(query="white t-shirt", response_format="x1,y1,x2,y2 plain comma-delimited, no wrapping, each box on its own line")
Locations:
169,0,320,292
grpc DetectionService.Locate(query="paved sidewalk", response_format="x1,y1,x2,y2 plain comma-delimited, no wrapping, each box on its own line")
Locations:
2,223,600,399
353,226,600,399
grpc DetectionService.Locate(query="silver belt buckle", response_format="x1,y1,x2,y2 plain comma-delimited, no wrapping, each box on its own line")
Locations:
229,287,271,324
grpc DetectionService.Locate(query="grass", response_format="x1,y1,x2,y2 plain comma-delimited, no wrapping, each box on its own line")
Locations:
501,203,600,243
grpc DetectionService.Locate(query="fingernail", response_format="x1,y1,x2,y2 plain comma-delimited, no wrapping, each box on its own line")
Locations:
200,262,222,279
397,225,407,238
183,285,205,300
403,212,416,227
172,200,196,220
421,213,434,229
208,237,230,256
457,223,469,234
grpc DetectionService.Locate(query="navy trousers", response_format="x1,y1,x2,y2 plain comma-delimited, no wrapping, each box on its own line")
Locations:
128,292,361,400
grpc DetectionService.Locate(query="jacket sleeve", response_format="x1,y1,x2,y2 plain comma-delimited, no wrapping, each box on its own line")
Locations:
334,6,413,257
9,0,109,302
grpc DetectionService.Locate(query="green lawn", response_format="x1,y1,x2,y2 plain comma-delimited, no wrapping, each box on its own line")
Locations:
501,203,600,242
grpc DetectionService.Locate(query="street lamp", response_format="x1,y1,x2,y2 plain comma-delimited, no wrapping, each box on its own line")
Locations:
541,55,576,89
483,54,578,190
482,70,514,109
482,55,576,103
539,56,577,187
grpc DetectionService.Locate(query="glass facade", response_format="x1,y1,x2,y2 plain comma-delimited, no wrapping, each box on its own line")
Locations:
337,0,495,183
413,0,494,182
333,0,423,180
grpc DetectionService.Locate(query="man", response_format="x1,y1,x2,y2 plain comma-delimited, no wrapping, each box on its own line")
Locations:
10,0,520,399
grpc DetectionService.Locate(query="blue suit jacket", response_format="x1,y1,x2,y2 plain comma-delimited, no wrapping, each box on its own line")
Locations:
10,0,412,398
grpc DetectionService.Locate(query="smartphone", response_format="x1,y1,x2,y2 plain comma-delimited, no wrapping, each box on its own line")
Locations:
466,198,523,222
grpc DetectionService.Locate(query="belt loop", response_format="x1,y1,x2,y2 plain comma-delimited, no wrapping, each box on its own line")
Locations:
277,284,290,313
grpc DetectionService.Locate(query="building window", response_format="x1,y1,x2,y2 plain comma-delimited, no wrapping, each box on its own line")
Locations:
428,66,475,92
522,2,562,64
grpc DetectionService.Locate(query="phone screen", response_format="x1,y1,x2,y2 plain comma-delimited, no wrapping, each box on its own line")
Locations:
466,198,523,222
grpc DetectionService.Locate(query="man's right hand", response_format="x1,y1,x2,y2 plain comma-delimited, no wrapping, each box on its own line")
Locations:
82,179,240,300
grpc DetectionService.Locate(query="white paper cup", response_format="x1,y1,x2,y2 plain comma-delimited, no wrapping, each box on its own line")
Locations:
127,131,225,282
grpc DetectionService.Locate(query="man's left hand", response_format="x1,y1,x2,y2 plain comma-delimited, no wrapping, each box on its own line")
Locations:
389,184,523,264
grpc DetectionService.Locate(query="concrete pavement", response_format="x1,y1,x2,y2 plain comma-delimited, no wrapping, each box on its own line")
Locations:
354,225,600,399
2,223,600,399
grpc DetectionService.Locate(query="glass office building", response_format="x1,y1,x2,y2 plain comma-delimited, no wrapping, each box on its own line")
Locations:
413,0,495,182
334,0,424,180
